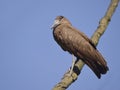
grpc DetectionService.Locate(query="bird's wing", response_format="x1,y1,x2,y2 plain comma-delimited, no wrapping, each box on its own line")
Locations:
60,25,96,59
73,27,96,49
53,25,108,78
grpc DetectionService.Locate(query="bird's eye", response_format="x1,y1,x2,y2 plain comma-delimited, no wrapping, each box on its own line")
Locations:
59,16,64,20
59,16,64,19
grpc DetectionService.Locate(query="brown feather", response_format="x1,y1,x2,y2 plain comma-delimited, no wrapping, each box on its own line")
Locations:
52,16,109,78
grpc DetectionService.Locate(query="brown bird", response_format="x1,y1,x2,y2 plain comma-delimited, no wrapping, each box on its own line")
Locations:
51,16,109,79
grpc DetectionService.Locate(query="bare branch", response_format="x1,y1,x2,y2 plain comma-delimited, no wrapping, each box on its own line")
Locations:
91,0,120,45
52,0,119,90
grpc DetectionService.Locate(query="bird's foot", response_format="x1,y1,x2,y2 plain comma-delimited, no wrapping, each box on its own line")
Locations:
64,68,73,77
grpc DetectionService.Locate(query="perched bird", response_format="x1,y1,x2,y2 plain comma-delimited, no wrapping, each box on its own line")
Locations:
51,16,109,79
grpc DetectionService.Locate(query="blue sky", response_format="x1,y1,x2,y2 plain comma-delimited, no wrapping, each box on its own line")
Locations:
0,0,120,90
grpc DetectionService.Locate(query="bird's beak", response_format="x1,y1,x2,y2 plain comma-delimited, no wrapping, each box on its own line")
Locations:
51,20,60,29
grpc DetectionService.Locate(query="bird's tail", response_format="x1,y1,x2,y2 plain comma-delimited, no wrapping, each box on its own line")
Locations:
84,50,109,79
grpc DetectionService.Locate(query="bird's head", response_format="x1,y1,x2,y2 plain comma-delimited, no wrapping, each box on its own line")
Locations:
51,16,72,29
